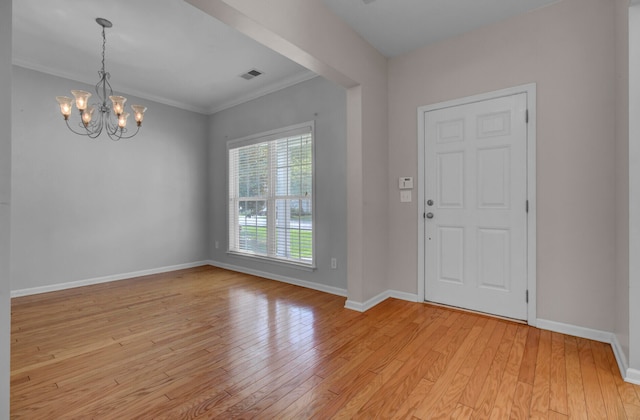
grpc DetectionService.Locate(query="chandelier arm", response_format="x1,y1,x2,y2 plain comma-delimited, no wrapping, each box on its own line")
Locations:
108,124,140,141
88,108,105,138
103,112,135,141
107,131,124,141
105,112,119,135
105,123,123,141
65,117,100,138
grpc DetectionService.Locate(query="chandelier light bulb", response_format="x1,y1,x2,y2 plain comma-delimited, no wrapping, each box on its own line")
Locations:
71,90,91,111
131,105,147,126
118,112,129,129
82,106,95,126
56,96,73,119
109,95,127,116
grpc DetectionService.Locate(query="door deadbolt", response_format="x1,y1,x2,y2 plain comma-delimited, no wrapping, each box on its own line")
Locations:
427,199,434,206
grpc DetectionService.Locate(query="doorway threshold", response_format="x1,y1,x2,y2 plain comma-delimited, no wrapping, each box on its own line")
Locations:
424,301,527,325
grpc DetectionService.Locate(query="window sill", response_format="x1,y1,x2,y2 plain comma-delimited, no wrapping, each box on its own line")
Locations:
226,251,316,272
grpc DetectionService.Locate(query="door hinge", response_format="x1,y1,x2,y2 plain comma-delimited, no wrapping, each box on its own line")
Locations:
525,109,529,124
526,290,529,303
526,200,529,213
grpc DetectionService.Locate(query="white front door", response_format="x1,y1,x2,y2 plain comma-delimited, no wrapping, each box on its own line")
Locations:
424,93,528,320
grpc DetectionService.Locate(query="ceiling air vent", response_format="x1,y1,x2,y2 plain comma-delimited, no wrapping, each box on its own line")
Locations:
240,69,263,80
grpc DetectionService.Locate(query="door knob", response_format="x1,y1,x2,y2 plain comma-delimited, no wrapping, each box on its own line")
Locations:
426,212,434,219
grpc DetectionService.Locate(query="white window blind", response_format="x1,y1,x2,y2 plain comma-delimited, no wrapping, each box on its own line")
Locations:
228,122,314,267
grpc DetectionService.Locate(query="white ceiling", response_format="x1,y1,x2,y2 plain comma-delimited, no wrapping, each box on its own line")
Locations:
321,0,560,57
13,0,561,115
12,0,315,114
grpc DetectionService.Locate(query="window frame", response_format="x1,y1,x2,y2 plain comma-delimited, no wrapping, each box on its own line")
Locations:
226,121,316,269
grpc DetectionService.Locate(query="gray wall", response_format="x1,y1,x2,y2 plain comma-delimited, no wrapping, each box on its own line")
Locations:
209,76,347,291
0,1,11,416
11,67,209,292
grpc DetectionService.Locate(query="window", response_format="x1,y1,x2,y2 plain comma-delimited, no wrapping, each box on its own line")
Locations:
228,122,314,267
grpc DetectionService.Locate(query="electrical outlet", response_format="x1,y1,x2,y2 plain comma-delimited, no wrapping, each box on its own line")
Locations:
215,241,219,249
331,258,337,269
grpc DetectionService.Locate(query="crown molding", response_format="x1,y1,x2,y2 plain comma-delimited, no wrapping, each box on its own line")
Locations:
13,58,318,116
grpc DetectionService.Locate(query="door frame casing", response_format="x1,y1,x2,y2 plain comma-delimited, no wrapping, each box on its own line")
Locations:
417,83,537,326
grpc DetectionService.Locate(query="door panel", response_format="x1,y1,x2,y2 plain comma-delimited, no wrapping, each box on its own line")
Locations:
477,227,510,290
438,152,464,208
477,146,509,208
424,93,527,320
438,226,464,284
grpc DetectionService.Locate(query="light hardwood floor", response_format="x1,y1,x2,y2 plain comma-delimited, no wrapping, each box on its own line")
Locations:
10,266,640,419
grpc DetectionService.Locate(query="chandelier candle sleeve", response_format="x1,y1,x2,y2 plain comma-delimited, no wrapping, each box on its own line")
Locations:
55,96,73,119
71,90,91,111
54,17,147,141
109,96,126,116
131,105,147,126
82,106,95,127
118,112,129,129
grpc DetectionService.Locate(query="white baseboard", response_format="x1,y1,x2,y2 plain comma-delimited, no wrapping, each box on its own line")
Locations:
206,260,347,297
345,290,388,312
536,318,640,385
344,289,419,312
389,290,419,303
536,318,614,343
611,333,630,382
11,260,347,299
626,368,640,385
10,261,210,298
343,300,366,312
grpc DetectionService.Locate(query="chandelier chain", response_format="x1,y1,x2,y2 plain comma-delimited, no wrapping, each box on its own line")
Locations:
101,26,106,77
97,24,112,109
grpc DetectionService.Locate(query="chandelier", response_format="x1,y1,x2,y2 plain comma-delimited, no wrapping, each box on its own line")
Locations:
55,18,147,141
